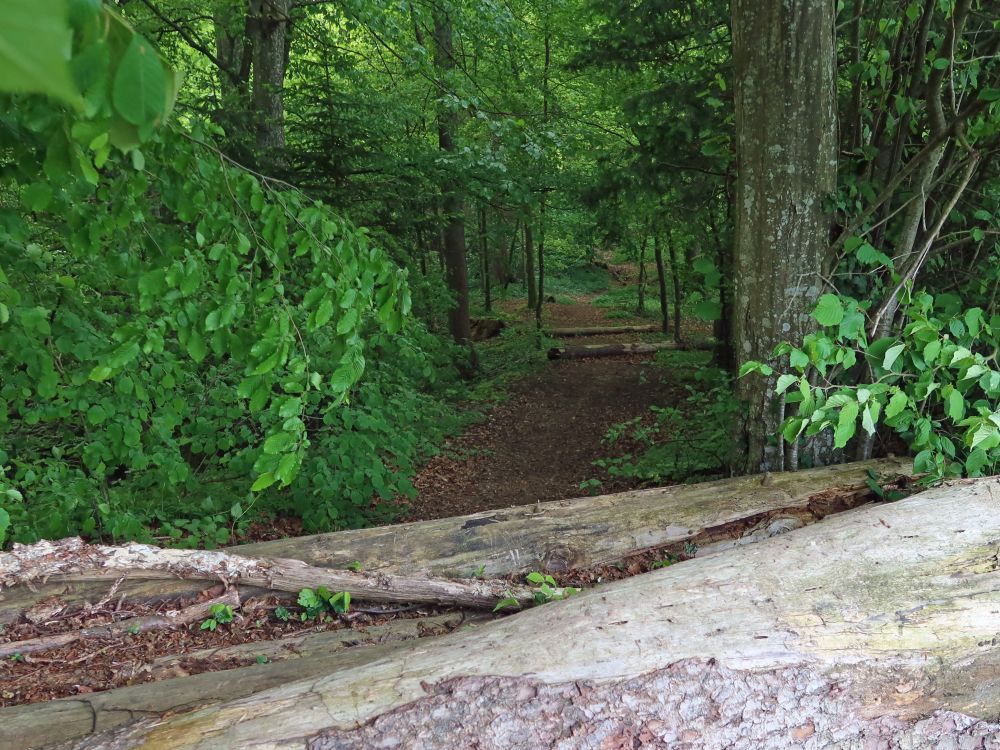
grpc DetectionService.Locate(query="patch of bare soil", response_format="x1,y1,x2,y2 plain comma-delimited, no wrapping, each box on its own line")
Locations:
404,354,685,521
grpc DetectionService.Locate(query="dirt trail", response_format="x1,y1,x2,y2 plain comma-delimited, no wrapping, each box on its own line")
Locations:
403,295,700,521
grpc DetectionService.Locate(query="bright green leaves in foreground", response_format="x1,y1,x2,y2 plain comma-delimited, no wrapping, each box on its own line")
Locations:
742,291,1000,483
0,5,426,546
0,0,79,106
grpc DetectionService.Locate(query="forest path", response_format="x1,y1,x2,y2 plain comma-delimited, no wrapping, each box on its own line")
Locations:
402,293,705,522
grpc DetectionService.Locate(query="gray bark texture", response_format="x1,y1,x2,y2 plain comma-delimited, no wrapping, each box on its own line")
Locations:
248,0,289,168
55,477,1000,750
731,0,837,473
433,8,472,350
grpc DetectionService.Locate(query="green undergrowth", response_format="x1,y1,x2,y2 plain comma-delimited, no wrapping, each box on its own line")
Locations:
585,351,740,489
498,263,611,301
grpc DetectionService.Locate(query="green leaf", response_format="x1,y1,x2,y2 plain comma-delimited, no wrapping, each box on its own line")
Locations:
965,448,989,476
932,57,949,70
947,390,966,422
526,572,545,584
813,294,844,327
775,374,798,395
885,389,908,418
186,329,207,363
882,343,905,370
492,597,521,613
861,403,877,436
834,400,859,449
251,472,277,492
262,432,293,455
0,0,81,106
112,35,168,127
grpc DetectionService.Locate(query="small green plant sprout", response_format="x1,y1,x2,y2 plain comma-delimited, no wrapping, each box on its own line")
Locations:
579,477,603,496
256,655,269,664
492,595,521,613
274,606,291,622
347,561,364,572
128,624,141,635
297,587,351,620
526,571,580,605
865,469,908,502
651,553,679,570
683,541,698,557
473,563,487,579
200,603,235,631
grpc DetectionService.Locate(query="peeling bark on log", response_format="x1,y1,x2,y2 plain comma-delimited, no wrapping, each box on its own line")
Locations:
1,614,482,750
57,478,1000,749
547,341,711,359
546,324,661,337
0,541,533,613
0,459,909,623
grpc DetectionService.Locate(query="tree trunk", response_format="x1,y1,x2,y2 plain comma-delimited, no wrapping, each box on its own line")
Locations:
3,619,469,750
432,8,473,362
653,234,669,335
635,234,647,315
248,0,289,171
549,341,713,360
524,220,537,309
479,204,491,313
0,459,907,625
731,0,837,473
63,477,1000,750
666,228,683,343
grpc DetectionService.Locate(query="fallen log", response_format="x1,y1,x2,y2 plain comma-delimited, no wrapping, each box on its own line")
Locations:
547,340,712,359
148,612,486,677
0,590,238,660
0,540,534,612
0,459,909,623
1,613,481,750
61,478,1000,749
0,458,909,623
546,323,661,337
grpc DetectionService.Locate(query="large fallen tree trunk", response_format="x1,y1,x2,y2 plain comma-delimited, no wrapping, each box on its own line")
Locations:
1,613,483,750
548,340,712,359
546,323,661,336
60,478,1000,749
0,459,909,623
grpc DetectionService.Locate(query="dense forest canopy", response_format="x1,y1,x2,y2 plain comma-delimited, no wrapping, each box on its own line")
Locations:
1,0,999,550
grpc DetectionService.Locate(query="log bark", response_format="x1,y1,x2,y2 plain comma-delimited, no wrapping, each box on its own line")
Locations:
60,477,1000,749
547,341,711,359
0,541,533,612
0,459,908,624
546,323,661,337
0,614,482,750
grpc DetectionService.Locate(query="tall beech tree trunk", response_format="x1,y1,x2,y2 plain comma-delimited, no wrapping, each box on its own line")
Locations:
524,220,537,309
60,477,1000,750
653,233,669,335
731,0,837,473
635,234,647,316
666,228,683,343
432,7,473,359
248,0,289,171
479,205,491,313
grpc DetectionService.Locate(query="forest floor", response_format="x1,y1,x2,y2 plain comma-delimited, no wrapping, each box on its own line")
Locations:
404,288,714,521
